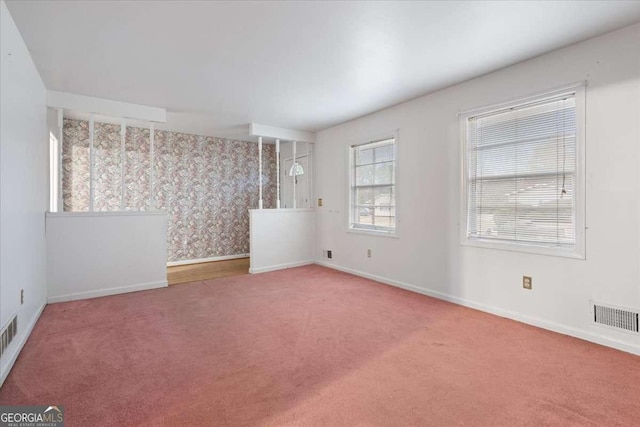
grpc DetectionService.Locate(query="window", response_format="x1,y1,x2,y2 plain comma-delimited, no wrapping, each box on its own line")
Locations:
349,137,396,235
461,86,585,258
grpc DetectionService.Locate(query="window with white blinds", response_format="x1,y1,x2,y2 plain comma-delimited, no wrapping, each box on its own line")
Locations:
349,137,396,235
461,87,585,257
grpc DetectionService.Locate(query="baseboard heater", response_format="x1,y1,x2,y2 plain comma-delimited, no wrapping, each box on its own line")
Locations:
593,302,639,333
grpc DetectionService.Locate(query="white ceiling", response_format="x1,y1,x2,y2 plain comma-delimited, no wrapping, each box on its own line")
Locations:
6,1,640,137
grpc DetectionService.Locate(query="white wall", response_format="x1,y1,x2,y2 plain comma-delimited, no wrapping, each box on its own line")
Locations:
0,0,48,384
250,209,315,273
46,212,168,303
315,23,640,354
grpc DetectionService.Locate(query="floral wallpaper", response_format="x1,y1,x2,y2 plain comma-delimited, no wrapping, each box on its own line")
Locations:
62,119,90,212
125,126,151,211
94,122,122,211
62,119,277,262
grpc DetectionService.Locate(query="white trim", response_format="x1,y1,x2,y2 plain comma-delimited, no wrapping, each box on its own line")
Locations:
276,139,281,209
249,123,315,143
458,81,587,117
258,136,263,209
292,140,297,209
308,143,315,208
149,122,155,209
0,301,46,387
314,261,640,356
459,85,587,259
49,119,60,213
249,260,314,274
46,210,167,218
460,238,585,259
120,119,126,210
346,228,398,239
47,280,168,304
167,253,249,267
89,115,95,211
57,108,64,212
574,85,587,258
248,208,315,214
47,90,166,123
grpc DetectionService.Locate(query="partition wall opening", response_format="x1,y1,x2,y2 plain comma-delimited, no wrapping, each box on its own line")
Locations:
49,109,313,264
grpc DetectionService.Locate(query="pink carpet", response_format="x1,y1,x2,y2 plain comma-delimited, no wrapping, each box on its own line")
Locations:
1,265,639,426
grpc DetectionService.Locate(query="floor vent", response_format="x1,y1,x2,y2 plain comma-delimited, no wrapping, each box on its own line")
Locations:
593,303,639,333
0,316,18,358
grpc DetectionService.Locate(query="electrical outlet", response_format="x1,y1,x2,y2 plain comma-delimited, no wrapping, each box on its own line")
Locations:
20,289,24,304
522,276,532,290
367,249,371,258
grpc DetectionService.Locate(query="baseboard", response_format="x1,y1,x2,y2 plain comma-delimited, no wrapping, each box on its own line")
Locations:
249,260,314,274
0,300,46,387
315,261,640,356
47,280,168,304
167,254,249,267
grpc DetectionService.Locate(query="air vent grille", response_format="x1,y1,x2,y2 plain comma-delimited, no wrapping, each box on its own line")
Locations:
1,316,18,358
593,303,639,333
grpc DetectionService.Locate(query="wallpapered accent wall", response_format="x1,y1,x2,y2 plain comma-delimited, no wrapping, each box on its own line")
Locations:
62,119,277,262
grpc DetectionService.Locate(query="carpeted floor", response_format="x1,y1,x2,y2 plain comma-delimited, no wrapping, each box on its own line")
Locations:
1,265,639,426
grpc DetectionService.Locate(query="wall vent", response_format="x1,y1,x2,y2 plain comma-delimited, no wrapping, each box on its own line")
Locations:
593,302,639,333
0,316,18,358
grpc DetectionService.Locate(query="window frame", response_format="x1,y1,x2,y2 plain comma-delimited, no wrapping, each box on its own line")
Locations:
347,132,399,238
459,83,586,259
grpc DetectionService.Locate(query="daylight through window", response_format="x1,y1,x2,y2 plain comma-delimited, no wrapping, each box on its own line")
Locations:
349,137,396,234
462,88,584,256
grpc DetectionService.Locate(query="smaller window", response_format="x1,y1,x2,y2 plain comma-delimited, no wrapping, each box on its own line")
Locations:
349,137,397,235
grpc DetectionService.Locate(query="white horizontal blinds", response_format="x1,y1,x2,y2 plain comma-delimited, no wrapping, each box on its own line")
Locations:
467,94,577,248
352,138,396,232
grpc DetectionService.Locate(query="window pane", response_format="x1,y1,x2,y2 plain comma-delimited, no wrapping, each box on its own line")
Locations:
356,147,374,165
357,207,373,224
356,188,374,205
373,186,393,206
469,174,575,245
473,134,576,178
466,94,578,249
350,138,396,233
374,163,394,185
375,144,394,162
473,101,575,148
356,164,374,185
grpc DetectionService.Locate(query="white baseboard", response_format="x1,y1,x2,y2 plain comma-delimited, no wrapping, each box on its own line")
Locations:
0,300,46,387
315,261,640,356
47,280,168,304
249,260,314,274
167,253,249,267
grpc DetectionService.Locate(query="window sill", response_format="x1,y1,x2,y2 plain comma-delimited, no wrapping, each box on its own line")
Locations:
46,210,167,218
347,227,398,239
461,238,585,260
